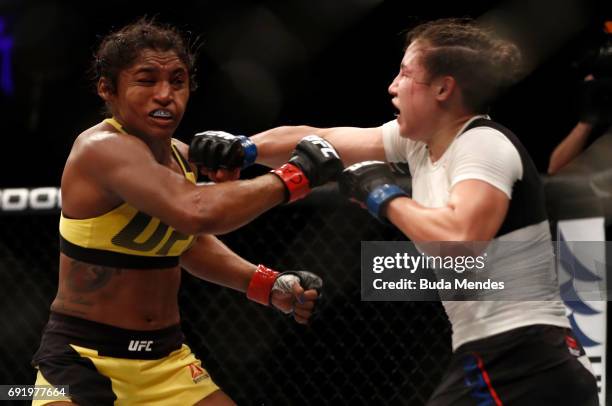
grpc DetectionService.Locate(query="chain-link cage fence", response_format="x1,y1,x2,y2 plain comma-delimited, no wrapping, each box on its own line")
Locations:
0,189,451,405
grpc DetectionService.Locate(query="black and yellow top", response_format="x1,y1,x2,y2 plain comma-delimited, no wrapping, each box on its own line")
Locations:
59,118,197,269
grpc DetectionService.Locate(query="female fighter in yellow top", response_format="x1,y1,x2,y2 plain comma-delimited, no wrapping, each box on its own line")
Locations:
32,18,343,406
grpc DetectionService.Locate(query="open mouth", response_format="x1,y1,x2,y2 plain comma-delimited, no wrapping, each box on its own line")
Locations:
391,100,400,117
149,109,174,121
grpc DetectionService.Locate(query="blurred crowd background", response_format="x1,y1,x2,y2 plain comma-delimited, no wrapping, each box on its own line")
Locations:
0,0,610,185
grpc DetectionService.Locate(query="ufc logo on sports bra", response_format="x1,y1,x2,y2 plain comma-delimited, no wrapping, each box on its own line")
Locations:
112,212,189,255
128,340,154,352
302,135,339,159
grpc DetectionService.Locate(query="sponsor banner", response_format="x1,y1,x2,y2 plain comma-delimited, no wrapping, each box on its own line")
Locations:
558,218,606,405
0,187,61,214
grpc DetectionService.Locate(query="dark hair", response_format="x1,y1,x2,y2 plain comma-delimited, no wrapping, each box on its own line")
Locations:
406,18,523,113
92,17,198,93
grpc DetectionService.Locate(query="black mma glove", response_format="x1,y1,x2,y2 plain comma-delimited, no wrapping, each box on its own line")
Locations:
339,161,408,221
189,130,258,170
271,135,344,202
246,264,323,306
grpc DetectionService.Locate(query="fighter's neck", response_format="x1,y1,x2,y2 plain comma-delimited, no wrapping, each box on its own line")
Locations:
425,114,475,162
105,117,173,165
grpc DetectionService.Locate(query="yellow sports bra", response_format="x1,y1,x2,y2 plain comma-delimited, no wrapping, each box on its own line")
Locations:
59,118,197,269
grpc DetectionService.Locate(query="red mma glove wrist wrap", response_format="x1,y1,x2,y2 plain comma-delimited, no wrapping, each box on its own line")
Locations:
271,163,311,203
246,264,279,306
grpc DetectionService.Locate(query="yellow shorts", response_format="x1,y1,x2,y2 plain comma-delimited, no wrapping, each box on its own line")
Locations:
32,313,219,405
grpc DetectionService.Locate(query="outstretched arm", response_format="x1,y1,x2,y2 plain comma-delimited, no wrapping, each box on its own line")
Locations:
194,125,387,182
73,130,341,236
251,125,387,167
76,132,285,236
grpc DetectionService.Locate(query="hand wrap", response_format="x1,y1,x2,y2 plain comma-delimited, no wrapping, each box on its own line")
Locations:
247,265,323,306
339,161,408,220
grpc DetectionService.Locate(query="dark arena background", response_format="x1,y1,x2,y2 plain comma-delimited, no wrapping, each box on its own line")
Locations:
0,0,611,405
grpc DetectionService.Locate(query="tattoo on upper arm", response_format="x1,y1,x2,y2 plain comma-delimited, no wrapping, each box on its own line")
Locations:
66,260,122,293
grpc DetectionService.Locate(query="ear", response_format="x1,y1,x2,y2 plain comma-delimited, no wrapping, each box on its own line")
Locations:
433,76,457,102
97,78,113,101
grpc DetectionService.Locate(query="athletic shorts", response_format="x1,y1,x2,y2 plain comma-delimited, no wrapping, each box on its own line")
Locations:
31,312,219,406
426,324,598,406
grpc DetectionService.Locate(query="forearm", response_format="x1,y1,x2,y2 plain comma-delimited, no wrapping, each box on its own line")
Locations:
185,134,344,234
341,164,508,242
182,233,323,322
252,125,386,167
189,174,285,235
386,197,465,241
180,235,255,292
548,122,592,175
252,125,324,167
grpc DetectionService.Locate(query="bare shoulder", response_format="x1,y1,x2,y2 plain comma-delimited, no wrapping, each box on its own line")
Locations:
62,122,155,200
74,123,150,159
68,123,155,176
62,122,152,215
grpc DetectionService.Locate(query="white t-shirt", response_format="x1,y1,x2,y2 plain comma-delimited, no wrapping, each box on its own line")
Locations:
383,115,521,205
381,116,569,350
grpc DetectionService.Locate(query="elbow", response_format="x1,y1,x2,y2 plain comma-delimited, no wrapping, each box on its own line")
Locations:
446,219,494,242
175,206,225,236
173,212,204,236
438,231,492,258
452,229,495,243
